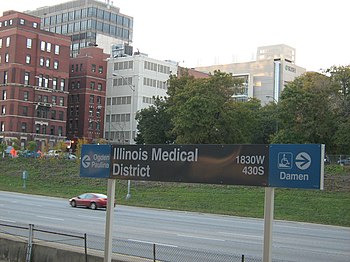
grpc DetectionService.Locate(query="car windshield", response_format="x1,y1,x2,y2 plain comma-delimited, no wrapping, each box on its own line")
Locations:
94,194,107,199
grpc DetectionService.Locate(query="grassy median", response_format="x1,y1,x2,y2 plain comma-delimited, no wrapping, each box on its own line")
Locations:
0,157,349,227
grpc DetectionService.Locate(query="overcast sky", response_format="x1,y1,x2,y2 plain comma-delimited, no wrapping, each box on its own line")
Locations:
1,0,348,72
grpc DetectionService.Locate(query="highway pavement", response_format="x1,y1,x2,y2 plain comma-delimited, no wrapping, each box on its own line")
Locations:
0,191,349,261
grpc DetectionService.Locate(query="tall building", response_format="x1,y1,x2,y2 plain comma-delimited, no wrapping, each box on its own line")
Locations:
0,11,70,149
26,0,133,57
195,44,306,104
106,53,178,144
67,46,109,143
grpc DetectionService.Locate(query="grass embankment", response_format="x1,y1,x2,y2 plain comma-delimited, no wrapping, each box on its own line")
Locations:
0,158,349,227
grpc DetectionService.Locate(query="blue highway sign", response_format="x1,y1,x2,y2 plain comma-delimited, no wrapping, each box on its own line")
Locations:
268,144,324,189
80,145,112,178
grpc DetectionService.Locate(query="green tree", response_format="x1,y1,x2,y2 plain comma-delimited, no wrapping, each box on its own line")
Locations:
135,97,174,144
253,102,278,144
273,72,338,152
75,138,88,158
26,141,37,152
216,98,262,144
167,71,244,144
10,139,21,150
325,65,350,153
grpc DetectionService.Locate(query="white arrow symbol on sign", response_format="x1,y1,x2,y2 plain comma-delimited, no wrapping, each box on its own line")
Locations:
295,152,311,170
82,155,91,168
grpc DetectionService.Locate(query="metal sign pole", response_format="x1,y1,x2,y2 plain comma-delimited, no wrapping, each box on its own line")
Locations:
263,187,274,262
104,179,116,262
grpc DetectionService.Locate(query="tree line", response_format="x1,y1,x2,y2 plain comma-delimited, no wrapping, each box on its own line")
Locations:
135,66,350,154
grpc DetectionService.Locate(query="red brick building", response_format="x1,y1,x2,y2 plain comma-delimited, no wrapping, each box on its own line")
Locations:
0,11,70,150
67,47,108,143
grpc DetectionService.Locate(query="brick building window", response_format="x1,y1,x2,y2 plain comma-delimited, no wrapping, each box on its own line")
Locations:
59,97,64,106
51,110,56,119
24,72,30,85
54,45,60,55
25,55,31,64
46,42,51,52
22,106,28,116
21,122,27,132
52,78,57,90
23,91,29,101
52,95,56,105
4,71,8,84
40,41,45,51
26,39,32,49
60,79,65,91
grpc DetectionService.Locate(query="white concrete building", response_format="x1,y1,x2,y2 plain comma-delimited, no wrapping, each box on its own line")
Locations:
105,53,178,144
195,44,306,104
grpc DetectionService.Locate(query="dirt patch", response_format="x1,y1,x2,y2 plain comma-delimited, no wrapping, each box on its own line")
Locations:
324,173,350,192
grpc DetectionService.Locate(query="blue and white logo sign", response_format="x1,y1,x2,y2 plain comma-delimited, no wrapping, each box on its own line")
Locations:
81,155,91,168
80,145,112,178
295,152,311,170
278,152,293,169
269,144,324,189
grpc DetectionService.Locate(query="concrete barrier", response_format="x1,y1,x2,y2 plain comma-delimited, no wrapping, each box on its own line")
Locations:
0,233,151,262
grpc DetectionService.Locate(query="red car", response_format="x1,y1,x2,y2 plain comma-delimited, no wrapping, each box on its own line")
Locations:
69,193,108,210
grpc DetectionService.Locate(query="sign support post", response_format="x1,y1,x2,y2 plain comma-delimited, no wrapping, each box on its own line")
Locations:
104,179,116,262
263,187,274,262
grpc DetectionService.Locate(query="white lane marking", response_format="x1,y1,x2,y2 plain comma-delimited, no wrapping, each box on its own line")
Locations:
128,239,178,248
0,218,16,223
77,215,103,220
177,234,225,242
8,201,42,208
218,232,263,239
36,216,64,221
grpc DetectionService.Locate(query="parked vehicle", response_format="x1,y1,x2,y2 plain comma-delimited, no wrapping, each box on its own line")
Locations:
19,150,41,158
337,158,350,166
69,193,108,210
68,153,77,160
47,150,61,158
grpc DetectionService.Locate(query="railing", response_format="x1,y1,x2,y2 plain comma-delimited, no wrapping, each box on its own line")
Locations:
0,222,297,262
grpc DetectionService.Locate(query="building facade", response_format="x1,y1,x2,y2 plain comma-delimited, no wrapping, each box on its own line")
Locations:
195,44,306,104
67,46,109,143
27,0,133,57
106,53,178,144
0,11,70,149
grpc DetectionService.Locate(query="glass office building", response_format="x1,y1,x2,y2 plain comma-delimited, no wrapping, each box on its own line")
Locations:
26,0,133,57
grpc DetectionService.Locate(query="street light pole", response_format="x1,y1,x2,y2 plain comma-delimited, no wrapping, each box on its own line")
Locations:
266,95,278,133
112,73,135,200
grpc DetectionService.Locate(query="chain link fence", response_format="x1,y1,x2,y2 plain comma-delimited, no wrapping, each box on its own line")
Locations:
0,222,298,262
